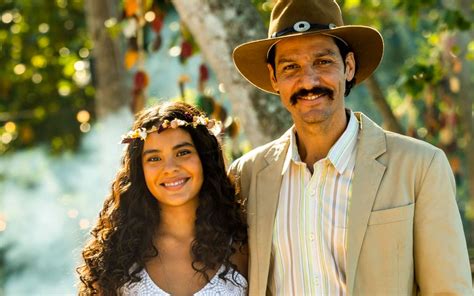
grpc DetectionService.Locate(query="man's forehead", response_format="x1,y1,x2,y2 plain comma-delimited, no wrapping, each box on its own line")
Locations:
274,35,339,60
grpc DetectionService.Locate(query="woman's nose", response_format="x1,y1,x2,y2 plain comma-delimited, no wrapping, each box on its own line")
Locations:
163,157,179,174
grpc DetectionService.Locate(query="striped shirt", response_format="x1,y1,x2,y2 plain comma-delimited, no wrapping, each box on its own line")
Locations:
269,111,359,295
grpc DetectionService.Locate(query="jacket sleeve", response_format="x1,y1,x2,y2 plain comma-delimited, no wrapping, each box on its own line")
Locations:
414,149,472,294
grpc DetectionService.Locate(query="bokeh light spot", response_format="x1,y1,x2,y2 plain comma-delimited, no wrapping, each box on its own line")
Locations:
79,219,90,229
1,133,13,144
74,60,86,71
38,23,50,33
31,55,47,68
76,110,90,123
10,24,21,34
78,48,89,58
144,11,156,22
13,63,26,75
59,47,70,57
80,122,91,133
67,209,79,219
1,12,13,24
32,73,43,84
5,122,16,133
168,46,181,57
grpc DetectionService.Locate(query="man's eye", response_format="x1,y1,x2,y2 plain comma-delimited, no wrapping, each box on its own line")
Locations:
283,64,298,71
318,59,332,65
177,150,191,157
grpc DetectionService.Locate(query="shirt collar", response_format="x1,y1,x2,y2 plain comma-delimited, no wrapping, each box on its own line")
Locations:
327,110,359,174
282,110,360,174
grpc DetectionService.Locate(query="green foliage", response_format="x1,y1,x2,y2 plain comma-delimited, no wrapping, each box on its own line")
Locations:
400,63,442,96
0,0,94,154
252,0,273,27
341,0,473,225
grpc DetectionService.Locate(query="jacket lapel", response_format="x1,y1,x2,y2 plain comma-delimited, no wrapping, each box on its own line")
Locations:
346,113,387,294
255,131,291,293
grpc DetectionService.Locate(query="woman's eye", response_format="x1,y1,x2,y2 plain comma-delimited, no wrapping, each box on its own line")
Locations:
147,156,161,162
177,150,191,157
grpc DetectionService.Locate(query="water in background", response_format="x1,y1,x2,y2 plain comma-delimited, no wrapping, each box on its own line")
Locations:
0,109,133,295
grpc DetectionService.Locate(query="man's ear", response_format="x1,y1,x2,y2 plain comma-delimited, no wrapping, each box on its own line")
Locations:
345,52,356,82
267,64,279,92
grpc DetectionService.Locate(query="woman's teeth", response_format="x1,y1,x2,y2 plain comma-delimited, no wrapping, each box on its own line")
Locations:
163,179,186,187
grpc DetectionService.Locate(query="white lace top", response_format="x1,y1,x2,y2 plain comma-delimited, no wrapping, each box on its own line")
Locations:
120,265,247,295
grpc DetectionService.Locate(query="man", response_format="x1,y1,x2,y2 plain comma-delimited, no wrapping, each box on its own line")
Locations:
229,0,472,295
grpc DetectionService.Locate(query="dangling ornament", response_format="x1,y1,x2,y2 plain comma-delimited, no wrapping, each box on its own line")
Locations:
198,63,209,92
180,40,193,63
151,10,165,33
125,0,139,17
199,63,209,82
196,95,215,115
134,70,149,90
125,50,139,69
123,18,138,38
151,34,162,52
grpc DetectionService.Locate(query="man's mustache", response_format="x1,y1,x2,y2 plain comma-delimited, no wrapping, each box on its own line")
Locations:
290,87,334,105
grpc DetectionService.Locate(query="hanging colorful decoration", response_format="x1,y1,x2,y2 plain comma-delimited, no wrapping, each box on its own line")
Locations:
120,1,239,140
122,0,165,114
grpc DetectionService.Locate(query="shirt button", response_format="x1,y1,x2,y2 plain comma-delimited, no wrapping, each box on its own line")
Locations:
309,233,315,241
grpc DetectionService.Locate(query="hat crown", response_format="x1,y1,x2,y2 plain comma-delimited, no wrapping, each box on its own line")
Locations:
268,0,344,38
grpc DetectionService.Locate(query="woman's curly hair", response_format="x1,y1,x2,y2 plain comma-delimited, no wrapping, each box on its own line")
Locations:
77,102,247,295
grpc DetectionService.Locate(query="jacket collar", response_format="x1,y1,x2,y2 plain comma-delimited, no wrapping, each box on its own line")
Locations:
346,112,387,294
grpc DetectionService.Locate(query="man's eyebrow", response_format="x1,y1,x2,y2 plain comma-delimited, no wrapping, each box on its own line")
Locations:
142,141,194,156
314,49,338,57
277,49,338,64
277,57,296,64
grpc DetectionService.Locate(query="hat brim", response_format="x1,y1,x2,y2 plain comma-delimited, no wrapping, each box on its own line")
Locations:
232,25,384,95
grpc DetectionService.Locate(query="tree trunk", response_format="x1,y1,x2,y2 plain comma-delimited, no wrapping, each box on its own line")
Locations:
171,0,291,147
364,76,405,134
84,0,130,118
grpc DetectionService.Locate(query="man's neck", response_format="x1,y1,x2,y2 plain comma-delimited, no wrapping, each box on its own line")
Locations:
295,111,349,169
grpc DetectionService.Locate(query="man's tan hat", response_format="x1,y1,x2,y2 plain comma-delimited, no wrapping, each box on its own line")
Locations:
233,0,384,95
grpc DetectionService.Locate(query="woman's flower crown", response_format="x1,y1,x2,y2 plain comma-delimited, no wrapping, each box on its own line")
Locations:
121,114,222,144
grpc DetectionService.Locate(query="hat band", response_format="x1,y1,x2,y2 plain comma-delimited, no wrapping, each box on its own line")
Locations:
271,21,337,38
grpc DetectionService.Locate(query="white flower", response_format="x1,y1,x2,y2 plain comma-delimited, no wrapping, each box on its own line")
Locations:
209,121,222,136
138,128,148,140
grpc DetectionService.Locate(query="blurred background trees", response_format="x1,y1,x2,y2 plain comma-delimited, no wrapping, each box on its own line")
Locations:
0,0,472,292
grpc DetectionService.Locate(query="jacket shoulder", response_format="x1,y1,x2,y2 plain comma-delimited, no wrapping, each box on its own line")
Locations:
384,130,443,158
231,133,290,169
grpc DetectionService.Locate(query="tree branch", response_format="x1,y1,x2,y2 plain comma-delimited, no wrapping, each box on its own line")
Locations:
364,76,404,134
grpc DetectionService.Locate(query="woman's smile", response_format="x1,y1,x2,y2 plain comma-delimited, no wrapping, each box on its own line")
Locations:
161,177,190,190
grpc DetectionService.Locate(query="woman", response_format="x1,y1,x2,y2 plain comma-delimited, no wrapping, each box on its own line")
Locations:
77,102,248,295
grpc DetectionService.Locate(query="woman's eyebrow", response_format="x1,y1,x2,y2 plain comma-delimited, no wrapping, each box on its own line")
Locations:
142,141,194,156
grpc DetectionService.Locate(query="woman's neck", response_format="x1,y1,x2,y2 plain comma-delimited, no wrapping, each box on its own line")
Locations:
157,202,196,241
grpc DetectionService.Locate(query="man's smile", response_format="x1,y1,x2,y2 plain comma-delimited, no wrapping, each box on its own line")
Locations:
290,87,334,105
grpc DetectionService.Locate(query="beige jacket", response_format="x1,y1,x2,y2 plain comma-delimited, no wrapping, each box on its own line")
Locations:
229,113,472,295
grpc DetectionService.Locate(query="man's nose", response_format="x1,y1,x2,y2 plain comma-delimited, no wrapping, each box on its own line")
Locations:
299,64,320,89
